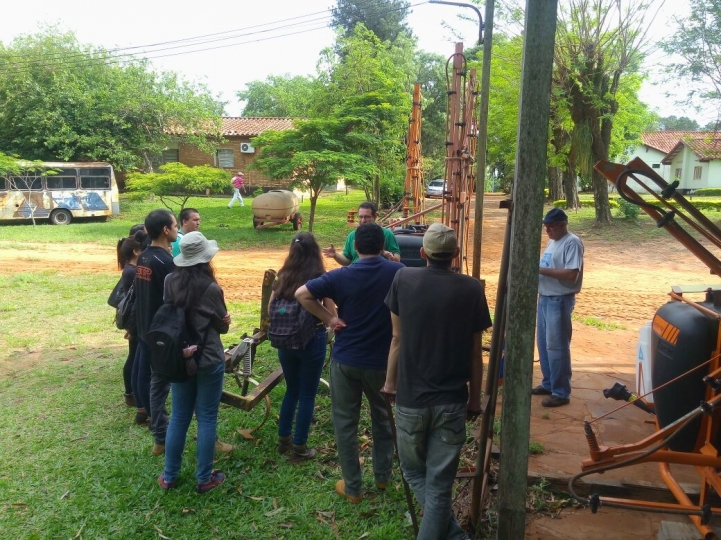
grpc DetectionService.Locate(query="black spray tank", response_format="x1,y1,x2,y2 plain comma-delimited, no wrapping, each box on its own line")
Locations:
651,300,719,452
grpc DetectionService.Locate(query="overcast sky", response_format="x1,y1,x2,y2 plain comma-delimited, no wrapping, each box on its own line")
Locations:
1,0,715,125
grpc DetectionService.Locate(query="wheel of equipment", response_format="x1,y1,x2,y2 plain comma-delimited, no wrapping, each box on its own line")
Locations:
252,217,261,229
291,212,302,231
49,209,72,225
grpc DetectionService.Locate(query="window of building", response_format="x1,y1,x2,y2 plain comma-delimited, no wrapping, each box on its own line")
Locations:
675,168,682,180
652,163,660,169
693,166,702,180
0,178,6,190
217,149,235,168
162,149,179,163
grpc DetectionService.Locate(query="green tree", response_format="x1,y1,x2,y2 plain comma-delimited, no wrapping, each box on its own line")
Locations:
415,51,449,179
125,163,229,212
250,119,376,231
331,0,412,42
661,0,721,110
238,74,320,117
656,115,701,131
0,29,223,172
319,26,411,204
554,0,660,224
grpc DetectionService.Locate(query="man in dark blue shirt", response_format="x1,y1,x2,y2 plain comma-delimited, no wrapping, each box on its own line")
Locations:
296,223,404,504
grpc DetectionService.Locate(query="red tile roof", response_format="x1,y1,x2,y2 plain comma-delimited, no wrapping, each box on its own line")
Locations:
221,117,295,136
641,131,701,153
662,133,721,163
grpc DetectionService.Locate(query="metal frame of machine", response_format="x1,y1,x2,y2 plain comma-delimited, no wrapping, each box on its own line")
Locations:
570,157,721,539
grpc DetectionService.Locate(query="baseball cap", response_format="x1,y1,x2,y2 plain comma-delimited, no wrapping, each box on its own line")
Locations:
423,223,457,260
542,208,568,224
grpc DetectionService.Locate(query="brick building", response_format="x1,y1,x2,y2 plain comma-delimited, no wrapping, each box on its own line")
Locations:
164,117,295,191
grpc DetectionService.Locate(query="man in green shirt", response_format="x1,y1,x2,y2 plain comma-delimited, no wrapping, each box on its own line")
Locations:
170,208,201,257
323,201,401,265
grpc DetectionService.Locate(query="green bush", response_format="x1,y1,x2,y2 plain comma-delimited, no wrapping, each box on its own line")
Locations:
616,198,640,221
694,188,721,196
552,199,619,209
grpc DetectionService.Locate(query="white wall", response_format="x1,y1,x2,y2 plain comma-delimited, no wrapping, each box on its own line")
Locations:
623,145,668,193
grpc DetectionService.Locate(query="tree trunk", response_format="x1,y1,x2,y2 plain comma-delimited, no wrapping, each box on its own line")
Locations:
562,167,579,209
591,119,612,224
548,166,562,202
308,191,319,232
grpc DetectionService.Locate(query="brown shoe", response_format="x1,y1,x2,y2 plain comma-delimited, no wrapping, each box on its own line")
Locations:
124,393,136,407
214,439,234,454
335,479,363,504
376,481,389,490
151,443,165,456
289,444,317,464
541,395,570,407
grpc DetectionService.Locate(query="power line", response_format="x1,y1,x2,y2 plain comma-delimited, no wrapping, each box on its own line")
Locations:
1,1,429,76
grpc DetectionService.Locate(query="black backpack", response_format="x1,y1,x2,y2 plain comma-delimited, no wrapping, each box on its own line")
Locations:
146,283,213,382
107,277,125,308
268,296,318,350
115,284,136,331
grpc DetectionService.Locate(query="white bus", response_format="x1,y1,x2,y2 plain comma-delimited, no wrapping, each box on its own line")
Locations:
0,162,120,225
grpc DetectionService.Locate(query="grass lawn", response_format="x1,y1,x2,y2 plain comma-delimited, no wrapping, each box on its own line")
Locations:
2,190,718,538
0,190,423,539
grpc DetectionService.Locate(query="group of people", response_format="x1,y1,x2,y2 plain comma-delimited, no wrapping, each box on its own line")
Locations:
112,198,584,536
274,200,493,539
116,208,232,494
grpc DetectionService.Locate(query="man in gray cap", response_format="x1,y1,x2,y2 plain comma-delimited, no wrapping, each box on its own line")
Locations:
382,222,491,539
532,208,584,407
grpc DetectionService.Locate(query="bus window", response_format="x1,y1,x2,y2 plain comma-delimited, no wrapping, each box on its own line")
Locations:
47,176,78,190
79,167,111,189
10,176,42,190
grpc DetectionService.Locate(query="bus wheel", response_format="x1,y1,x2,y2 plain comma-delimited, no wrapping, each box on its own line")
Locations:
49,209,72,225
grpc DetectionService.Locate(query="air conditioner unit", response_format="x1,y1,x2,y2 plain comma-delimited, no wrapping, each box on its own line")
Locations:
240,142,255,154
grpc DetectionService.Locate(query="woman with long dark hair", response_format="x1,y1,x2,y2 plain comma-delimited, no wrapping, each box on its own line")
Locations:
158,231,230,493
271,232,334,463
115,231,147,408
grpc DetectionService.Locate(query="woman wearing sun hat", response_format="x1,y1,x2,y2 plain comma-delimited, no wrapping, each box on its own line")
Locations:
157,231,231,494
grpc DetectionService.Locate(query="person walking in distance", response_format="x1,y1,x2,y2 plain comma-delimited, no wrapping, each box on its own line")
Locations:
297,223,404,504
531,208,584,408
270,232,335,463
157,232,231,493
228,172,245,208
323,201,401,265
382,222,492,539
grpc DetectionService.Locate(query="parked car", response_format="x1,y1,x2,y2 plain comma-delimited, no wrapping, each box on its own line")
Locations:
426,179,445,198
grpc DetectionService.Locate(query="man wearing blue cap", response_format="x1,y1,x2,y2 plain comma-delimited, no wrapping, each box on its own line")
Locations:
532,208,584,407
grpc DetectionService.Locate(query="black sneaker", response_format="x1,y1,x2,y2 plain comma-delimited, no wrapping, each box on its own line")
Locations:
197,471,225,493
541,395,570,407
531,385,551,396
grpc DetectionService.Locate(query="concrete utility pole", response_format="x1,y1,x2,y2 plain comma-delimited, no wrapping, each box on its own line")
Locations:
497,2,558,539
472,0,495,279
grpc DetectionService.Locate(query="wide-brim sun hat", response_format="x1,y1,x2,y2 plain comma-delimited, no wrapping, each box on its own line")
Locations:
174,231,219,267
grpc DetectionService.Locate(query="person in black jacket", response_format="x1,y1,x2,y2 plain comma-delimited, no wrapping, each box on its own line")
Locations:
115,231,147,408
132,210,177,454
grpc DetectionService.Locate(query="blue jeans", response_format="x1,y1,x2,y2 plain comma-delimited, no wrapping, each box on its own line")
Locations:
330,361,393,496
396,402,469,540
278,328,326,445
162,361,225,484
536,294,575,399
